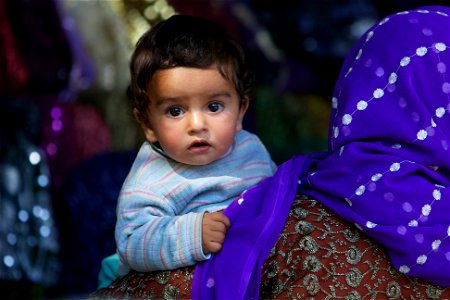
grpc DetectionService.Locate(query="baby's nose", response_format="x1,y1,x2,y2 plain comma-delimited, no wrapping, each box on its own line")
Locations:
188,111,207,132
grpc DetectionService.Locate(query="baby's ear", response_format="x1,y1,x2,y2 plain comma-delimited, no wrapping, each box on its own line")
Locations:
133,108,158,143
236,97,249,132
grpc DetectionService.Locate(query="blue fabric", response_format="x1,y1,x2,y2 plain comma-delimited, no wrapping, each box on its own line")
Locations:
115,130,276,273
0,99,59,286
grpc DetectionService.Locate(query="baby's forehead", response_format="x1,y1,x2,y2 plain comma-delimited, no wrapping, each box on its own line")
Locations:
147,66,239,99
150,64,236,86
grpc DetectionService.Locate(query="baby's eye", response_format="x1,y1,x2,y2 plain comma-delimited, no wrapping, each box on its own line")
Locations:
167,106,184,117
208,102,223,113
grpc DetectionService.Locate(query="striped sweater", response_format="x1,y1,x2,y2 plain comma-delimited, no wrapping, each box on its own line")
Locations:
115,130,276,273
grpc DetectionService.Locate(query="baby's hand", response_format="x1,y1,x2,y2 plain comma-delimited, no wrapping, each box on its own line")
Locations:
202,212,230,254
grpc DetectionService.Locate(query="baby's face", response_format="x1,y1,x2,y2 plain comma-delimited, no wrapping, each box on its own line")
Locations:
142,66,248,165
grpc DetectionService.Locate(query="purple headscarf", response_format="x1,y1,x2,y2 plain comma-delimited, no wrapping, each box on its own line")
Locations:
303,6,450,286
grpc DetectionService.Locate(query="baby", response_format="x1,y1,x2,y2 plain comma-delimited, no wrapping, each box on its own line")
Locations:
102,14,276,285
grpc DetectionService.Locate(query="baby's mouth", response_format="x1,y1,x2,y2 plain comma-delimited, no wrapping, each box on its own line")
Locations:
189,141,211,153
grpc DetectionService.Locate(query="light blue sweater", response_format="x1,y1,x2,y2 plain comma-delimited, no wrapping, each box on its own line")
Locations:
115,130,276,274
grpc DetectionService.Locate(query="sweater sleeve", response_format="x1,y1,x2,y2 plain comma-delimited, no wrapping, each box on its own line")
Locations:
115,185,210,272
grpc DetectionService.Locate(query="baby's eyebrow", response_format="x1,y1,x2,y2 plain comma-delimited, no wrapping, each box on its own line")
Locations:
154,96,179,107
153,90,234,107
209,91,232,99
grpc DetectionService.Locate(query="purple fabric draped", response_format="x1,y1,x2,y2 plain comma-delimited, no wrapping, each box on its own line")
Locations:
192,154,316,299
302,6,450,287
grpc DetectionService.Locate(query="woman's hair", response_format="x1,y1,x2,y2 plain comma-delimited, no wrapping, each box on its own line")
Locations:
127,14,254,127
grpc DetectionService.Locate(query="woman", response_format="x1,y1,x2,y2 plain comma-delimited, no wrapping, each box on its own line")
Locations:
301,5,450,287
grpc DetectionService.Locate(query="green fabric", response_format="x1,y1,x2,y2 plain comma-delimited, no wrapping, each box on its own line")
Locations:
97,254,120,289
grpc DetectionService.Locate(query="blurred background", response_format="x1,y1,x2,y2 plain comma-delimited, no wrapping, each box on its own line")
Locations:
0,0,447,299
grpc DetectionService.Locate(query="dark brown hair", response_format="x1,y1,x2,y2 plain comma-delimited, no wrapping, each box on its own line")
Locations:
127,14,254,127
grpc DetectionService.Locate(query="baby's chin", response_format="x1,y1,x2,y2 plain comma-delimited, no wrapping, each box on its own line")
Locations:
177,156,220,166
165,145,231,166
166,152,221,166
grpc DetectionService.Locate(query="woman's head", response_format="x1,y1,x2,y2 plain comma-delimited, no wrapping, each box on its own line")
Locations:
329,6,450,165
303,6,450,286
128,14,253,128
